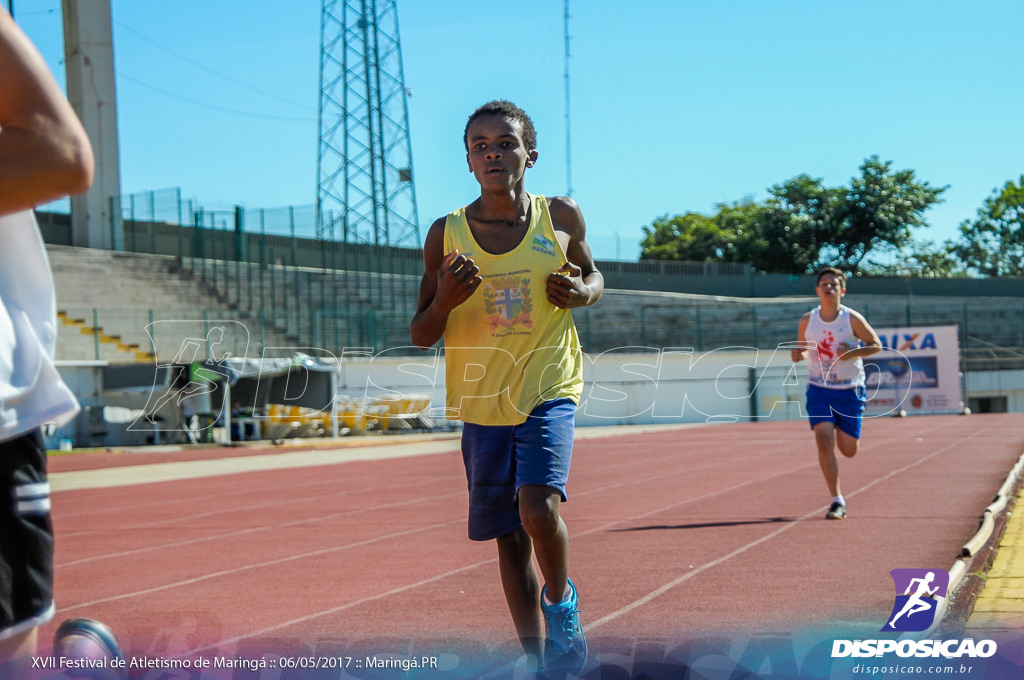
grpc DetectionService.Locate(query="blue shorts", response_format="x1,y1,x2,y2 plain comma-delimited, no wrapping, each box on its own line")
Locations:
460,398,576,541
806,383,866,439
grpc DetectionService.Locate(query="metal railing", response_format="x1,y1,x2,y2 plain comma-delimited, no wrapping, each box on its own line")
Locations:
37,189,1024,366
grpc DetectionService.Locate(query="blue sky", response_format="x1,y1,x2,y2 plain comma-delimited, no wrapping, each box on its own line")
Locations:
15,0,1024,262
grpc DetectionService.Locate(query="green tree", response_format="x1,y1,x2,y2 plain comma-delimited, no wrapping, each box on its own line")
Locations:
754,174,845,274
711,198,768,264
834,156,948,272
639,211,731,261
639,199,769,264
951,176,1024,276
859,239,966,278
639,157,947,275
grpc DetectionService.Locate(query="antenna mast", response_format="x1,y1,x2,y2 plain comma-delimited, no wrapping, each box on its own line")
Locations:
563,0,572,198
317,0,419,247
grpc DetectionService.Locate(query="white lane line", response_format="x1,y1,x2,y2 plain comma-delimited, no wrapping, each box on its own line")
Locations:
58,490,463,568
182,554,498,657
58,518,464,613
584,432,979,631
49,439,461,491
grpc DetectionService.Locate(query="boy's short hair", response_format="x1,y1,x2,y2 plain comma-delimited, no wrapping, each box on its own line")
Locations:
463,100,537,151
816,266,846,287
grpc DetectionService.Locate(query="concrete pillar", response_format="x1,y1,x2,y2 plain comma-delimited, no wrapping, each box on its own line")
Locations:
62,0,122,249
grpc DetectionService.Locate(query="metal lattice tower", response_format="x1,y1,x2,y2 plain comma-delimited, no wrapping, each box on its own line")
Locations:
317,0,419,247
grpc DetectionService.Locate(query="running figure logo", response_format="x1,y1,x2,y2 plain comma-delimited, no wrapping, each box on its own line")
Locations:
881,569,949,632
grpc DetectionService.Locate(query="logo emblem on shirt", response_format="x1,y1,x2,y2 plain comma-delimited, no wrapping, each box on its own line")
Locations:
818,330,837,361
531,234,557,257
483,277,533,332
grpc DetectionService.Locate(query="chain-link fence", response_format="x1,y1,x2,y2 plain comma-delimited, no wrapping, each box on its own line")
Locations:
39,188,1024,372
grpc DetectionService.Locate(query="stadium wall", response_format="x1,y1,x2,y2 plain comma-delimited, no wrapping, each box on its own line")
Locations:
52,344,1024,448
36,211,1024,299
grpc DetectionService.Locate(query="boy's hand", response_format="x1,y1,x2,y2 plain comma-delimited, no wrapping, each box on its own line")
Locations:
836,342,860,359
785,340,814,363
436,250,482,312
547,262,589,309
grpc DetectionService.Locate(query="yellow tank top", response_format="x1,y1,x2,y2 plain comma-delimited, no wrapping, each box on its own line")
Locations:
443,194,583,425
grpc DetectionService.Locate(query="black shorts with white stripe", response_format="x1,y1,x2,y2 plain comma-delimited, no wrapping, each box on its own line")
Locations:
0,429,55,639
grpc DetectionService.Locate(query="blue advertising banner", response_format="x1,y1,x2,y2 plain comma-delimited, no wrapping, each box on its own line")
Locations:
864,326,962,416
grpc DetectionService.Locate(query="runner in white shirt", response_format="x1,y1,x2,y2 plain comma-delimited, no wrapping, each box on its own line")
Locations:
791,267,882,520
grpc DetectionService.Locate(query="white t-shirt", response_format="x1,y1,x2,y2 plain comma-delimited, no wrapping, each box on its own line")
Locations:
805,305,865,389
0,210,79,442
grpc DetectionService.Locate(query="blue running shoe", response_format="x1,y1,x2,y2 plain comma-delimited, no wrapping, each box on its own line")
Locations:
53,618,124,676
541,578,587,677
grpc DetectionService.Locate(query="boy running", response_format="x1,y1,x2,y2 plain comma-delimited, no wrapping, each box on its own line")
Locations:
411,100,602,675
791,267,881,520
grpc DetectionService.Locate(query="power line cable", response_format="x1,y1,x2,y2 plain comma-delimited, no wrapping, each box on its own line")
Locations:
119,73,314,122
13,9,57,18
115,19,315,111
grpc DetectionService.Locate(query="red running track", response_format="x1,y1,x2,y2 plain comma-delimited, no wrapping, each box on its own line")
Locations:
40,414,1024,675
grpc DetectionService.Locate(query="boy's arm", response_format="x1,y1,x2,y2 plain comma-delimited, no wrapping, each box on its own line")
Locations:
0,9,94,216
410,217,482,350
841,310,882,360
546,196,603,309
791,314,812,362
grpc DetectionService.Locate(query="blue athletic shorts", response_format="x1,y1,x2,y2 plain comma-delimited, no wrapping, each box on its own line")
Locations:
460,398,576,541
806,383,866,439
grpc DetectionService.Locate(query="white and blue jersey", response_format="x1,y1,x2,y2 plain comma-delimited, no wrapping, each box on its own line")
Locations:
805,305,864,389
803,305,866,437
